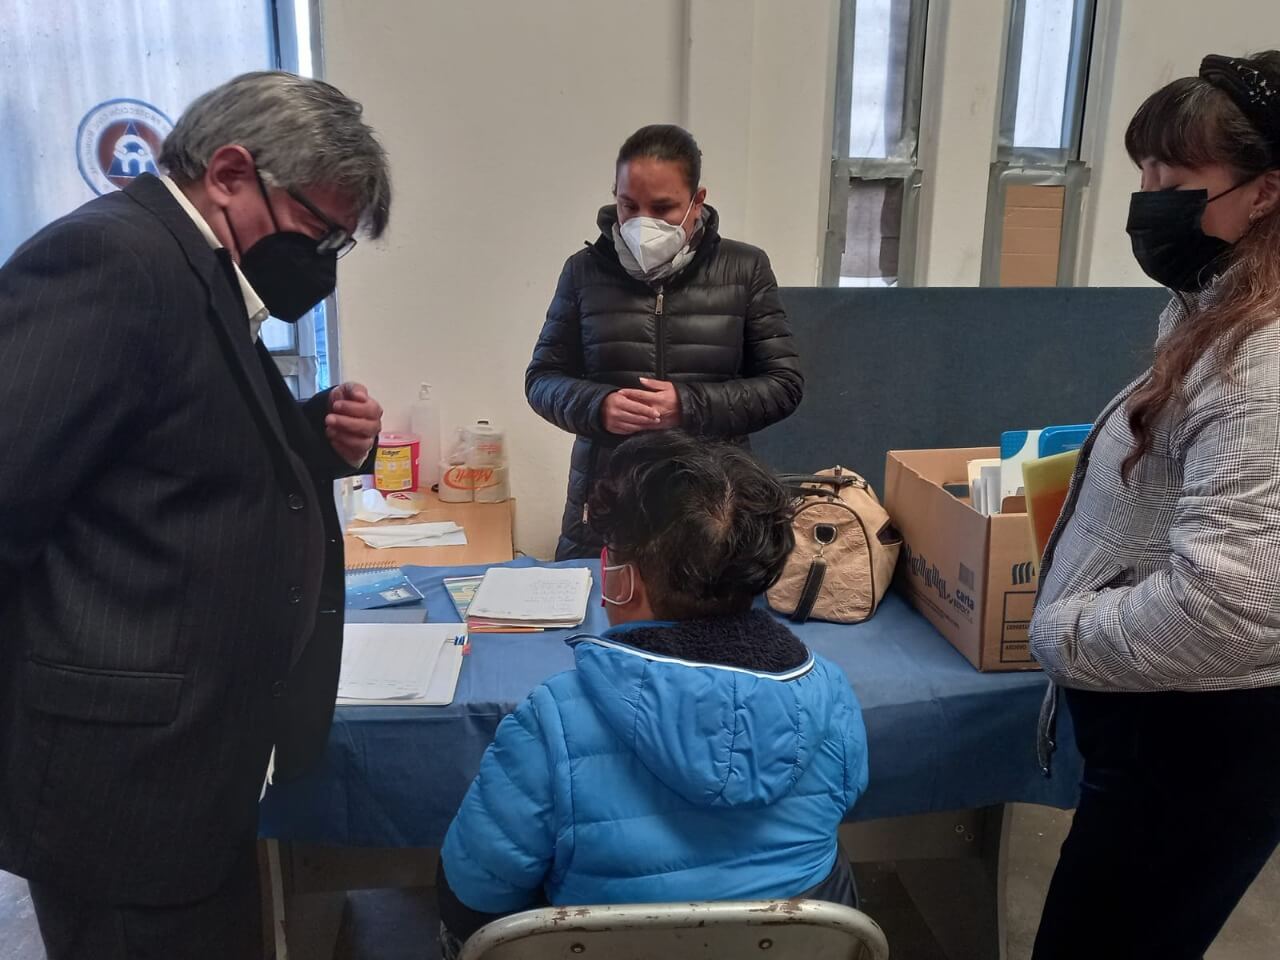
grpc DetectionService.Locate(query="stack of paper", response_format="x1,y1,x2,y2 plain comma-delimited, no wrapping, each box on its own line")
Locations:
350,521,468,549
444,575,542,633
336,623,469,706
967,457,1001,516
467,567,594,629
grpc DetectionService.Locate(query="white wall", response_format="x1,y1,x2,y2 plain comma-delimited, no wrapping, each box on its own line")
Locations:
739,1,841,285
321,0,837,558
915,0,1010,285
1079,0,1280,285
321,0,683,559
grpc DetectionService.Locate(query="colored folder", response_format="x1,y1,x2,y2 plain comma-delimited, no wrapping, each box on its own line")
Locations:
1022,450,1081,562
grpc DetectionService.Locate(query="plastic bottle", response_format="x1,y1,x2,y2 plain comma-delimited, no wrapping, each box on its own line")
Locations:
374,432,420,492
410,382,442,489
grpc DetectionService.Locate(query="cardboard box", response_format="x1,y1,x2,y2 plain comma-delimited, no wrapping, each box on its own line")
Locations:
884,448,1040,672
1000,184,1065,287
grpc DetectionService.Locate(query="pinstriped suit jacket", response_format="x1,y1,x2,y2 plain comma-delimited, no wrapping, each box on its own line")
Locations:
1031,281,1280,693
0,174,362,904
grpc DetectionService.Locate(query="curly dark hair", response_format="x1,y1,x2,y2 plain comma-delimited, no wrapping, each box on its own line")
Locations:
587,432,795,620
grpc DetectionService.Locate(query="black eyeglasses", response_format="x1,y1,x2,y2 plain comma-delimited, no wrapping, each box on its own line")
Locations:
285,187,358,259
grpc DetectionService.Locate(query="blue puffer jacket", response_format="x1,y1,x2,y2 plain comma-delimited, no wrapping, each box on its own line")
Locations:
441,615,869,913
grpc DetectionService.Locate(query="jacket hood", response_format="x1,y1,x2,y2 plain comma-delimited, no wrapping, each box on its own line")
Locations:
570,615,840,809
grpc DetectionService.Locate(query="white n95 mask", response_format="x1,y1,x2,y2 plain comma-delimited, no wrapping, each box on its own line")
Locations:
618,197,696,274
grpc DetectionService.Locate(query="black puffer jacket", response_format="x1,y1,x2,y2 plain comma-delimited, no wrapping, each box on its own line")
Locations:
526,205,804,559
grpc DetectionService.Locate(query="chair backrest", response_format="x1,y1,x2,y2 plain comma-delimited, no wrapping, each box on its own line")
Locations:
753,286,1168,493
456,899,890,960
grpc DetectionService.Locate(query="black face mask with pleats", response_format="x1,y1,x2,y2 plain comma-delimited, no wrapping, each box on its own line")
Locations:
239,231,337,323
227,170,339,323
1125,185,1245,293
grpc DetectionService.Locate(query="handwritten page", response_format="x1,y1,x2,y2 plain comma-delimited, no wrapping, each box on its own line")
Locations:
467,567,593,626
337,623,468,705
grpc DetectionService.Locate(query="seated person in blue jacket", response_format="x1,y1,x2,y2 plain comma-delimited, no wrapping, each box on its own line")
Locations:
436,430,870,955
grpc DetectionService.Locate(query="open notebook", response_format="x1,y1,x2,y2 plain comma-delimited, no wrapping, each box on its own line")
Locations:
466,566,594,629
336,623,469,706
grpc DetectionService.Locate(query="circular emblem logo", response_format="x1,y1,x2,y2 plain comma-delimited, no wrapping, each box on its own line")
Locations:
76,98,174,195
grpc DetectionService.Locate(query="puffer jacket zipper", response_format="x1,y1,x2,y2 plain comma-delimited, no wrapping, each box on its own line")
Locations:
655,287,666,379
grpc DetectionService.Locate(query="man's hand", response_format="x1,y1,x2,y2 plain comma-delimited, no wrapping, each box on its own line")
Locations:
621,378,682,428
326,382,383,467
602,390,661,436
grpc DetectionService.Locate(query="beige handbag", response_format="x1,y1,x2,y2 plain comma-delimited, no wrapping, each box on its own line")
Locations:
767,468,902,624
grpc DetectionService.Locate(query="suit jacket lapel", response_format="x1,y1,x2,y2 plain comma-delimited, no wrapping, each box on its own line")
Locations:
122,175,295,474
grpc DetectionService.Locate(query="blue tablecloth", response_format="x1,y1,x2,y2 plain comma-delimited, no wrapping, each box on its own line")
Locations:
259,559,1082,846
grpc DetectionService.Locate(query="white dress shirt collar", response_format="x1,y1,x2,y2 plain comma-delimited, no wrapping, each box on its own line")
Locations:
159,175,270,341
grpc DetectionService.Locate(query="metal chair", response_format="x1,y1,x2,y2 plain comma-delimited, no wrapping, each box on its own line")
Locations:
456,899,889,960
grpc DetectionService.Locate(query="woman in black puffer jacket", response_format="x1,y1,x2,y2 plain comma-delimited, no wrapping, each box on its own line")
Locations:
526,124,804,559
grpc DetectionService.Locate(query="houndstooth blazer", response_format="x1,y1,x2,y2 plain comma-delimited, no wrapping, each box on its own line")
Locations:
1032,279,1280,699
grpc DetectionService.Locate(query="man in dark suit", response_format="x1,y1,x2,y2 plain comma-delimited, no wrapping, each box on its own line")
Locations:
0,72,392,958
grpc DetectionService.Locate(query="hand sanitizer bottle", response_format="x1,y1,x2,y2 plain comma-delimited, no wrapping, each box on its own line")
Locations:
410,382,441,489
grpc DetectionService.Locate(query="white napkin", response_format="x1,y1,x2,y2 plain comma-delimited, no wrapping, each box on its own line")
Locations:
353,488,420,523
351,522,468,549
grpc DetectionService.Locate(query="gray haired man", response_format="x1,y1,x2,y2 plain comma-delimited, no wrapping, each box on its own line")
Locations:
0,72,391,958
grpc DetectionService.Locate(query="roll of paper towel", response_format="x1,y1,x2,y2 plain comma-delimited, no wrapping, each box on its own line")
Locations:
438,462,474,503
466,420,505,467
473,463,511,503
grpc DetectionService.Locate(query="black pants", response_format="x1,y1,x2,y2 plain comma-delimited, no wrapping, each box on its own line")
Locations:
1033,685,1280,960
28,844,262,960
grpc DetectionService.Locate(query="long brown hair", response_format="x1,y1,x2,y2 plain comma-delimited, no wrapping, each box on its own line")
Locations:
1121,51,1280,480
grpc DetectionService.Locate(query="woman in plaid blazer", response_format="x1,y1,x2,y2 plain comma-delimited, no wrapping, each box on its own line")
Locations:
1029,52,1280,959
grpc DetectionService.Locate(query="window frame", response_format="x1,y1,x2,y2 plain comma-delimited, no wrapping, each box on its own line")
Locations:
264,0,341,396
980,161,1091,287
980,0,1098,286
822,0,929,288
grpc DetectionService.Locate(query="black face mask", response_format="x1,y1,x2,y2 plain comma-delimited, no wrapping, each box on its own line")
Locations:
228,173,339,323
1126,184,1244,293
240,233,337,323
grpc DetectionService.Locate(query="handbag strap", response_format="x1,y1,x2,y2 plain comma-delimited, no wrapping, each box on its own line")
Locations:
791,557,827,624
779,473,867,498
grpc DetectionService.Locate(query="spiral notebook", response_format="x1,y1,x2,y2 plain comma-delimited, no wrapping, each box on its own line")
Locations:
444,575,542,633
466,567,593,629
345,567,425,610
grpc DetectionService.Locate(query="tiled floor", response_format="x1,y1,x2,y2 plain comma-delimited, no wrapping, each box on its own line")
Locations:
4,805,1279,959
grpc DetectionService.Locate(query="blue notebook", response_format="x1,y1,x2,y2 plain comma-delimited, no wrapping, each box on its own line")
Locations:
345,568,426,610
1000,429,1042,501
1038,424,1091,459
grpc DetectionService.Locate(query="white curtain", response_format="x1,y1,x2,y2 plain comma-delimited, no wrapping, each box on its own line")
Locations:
0,0,272,265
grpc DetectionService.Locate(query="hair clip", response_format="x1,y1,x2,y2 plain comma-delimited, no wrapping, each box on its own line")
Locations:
1200,54,1280,147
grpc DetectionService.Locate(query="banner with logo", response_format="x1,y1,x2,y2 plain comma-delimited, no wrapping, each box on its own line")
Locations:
0,1,273,265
